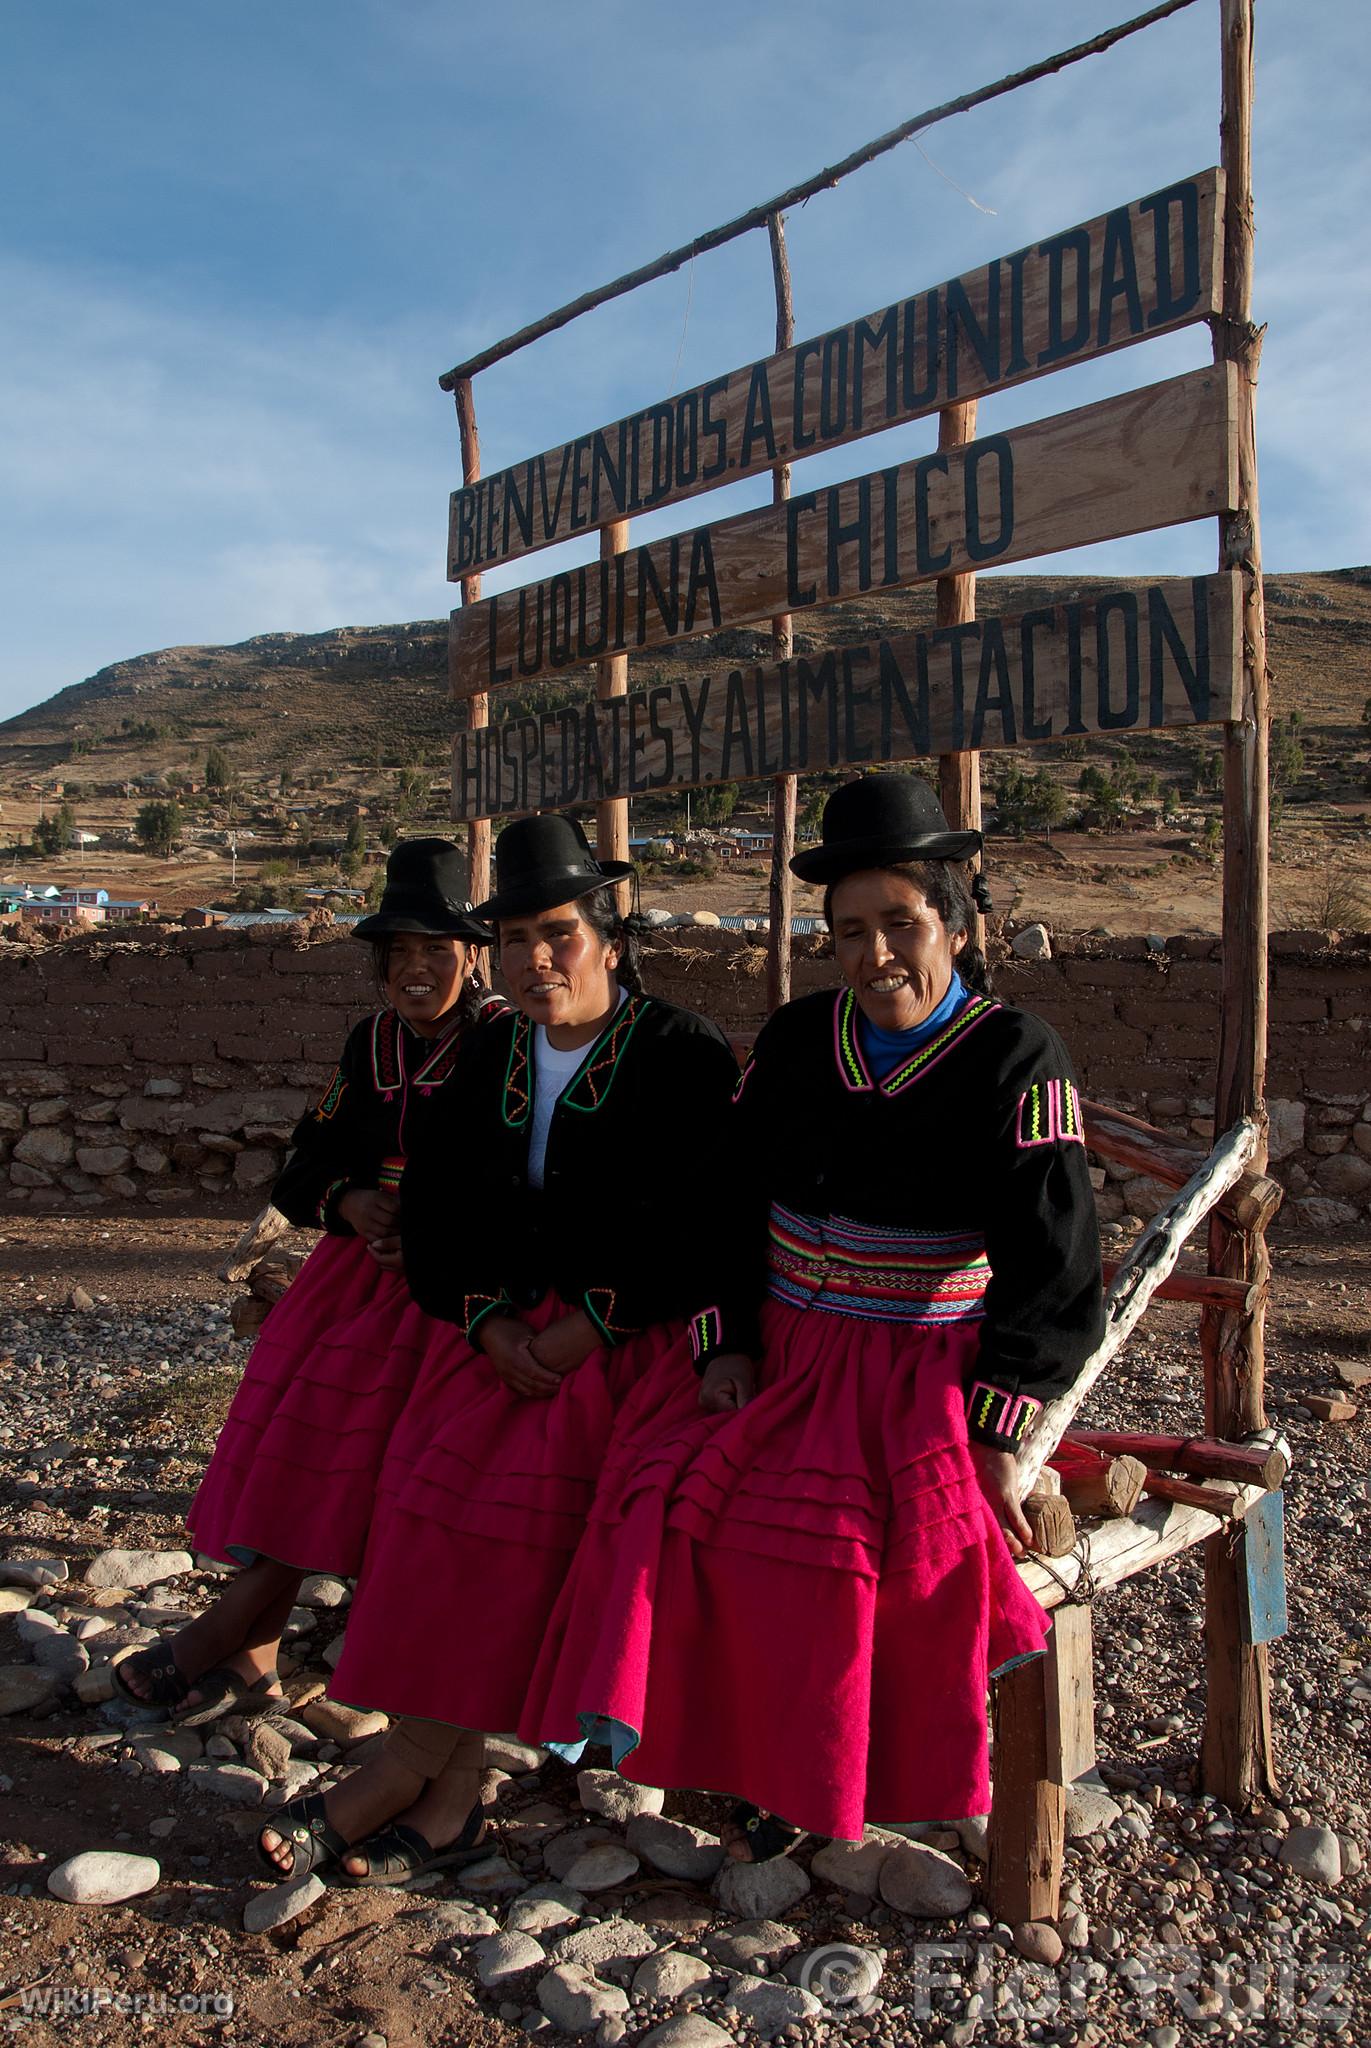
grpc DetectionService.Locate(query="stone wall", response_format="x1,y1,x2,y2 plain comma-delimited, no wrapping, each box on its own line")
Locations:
0,924,1367,1232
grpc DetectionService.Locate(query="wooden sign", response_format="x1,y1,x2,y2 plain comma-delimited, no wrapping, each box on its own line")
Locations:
451,365,1238,698
449,171,1223,578
452,572,1240,821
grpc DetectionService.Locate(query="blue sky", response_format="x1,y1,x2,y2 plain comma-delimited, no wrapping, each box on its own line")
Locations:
1,0,1365,720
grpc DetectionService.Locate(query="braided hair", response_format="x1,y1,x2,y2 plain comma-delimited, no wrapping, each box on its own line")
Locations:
577,886,647,996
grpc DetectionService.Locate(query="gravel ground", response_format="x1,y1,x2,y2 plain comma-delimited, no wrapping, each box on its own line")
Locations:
0,1211,1368,2048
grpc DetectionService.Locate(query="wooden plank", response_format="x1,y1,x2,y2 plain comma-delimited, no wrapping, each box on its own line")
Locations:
936,398,983,948
452,572,1240,821
1018,1484,1266,1610
1067,1428,1288,1490
1084,1092,1282,1234
452,378,491,907
595,519,631,893
1239,1490,1288,1645
451,365,1239,697
766,208,797,1015
448,171,1224,576
989,1654,1065,1924
1043,1604,1096,1785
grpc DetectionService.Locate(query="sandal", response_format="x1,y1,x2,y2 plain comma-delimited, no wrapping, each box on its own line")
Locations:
172,1668,283,1730
726,1801,807,1864
344,1801,487,1889
111,1640,193,1712
256,1793,350,1883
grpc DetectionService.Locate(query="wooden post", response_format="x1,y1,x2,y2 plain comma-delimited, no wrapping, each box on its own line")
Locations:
989,1649,1066,1923
453,378,491,908
765,211,796,1013
596,518,631,900
934,401,983,947
1201,0,1277,1810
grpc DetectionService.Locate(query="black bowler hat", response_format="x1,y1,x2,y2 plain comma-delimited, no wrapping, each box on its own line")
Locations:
790,774,982,885
352,838,493,942
475,814,634,923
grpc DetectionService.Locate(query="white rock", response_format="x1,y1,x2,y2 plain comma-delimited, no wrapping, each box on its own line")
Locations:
47,1851,160,1905
0,1557,68,1590
137,1747,185,1776
639,2021,734,2048
878,1842,972,1917
538,1963,630,2033
298,1574,350,1609
243,1874,325,1931
85,1549,193,1590
631,1950,714,2004
1295,1195,1359,1230
705,1920,802,1972
552,1917,657,1983
506,1885,587,1936
809,1829,903,1897
1013,1920,1063,1964
1064,1780,1123,1838
409,1900,499,1939
545,1826,618,1880
955,1814,990,1864
721,1976,822,2036
185,1762,268,1805
475,1932,548,1986
1279,1826,1342,1885
577,1768,664,1824
15,1608,60,1643
0,1664,59,1715
1266,1099,1306,1162
0,1588,34,1615
713,1853,810,1921
564,1843,640,1893
461,1852,528,1895
485,1735,547,1774
626,1813,725,1884
1010,923,1052,961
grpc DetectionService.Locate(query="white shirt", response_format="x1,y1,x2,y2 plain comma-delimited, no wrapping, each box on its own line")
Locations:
527,987,628,1189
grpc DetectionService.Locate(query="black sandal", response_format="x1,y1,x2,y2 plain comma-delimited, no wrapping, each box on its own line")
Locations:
256,1793,350,1883
727,1801,807,1863
111,1640,193,1712
344,1801,487,1889
172,1668,282,1730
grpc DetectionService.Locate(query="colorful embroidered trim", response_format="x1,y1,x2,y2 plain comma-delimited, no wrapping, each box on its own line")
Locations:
1015,1077,1085,1149
410,1020,465,1094
562,997,644,1114
731,1052,756,1105
689,1306,725,1364
766,1203,990,1324
370,1009,403,1097
377,1156,405,1193
965,1380,1042,1446
584,1287,636,1345
317,1177,348,1226
501,1014,533,1129
465,1290,512,1338
313,1065,347,1122
833,988,999,1096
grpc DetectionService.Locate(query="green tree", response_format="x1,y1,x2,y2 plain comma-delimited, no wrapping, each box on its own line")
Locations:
205,746,232,790
134,799,183,857
33,801,76,856
341,816,368,880
696,783,739,826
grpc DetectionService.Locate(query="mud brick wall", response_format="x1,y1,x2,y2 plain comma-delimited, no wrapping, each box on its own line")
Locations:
0,924,1367,1229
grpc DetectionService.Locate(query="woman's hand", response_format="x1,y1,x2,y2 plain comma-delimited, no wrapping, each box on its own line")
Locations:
363,1233,405,1271
476,1315,562,1399
529,1310,599,1381
968,1443,1034,1558
699,1354,756,1414
337,1188,401,1247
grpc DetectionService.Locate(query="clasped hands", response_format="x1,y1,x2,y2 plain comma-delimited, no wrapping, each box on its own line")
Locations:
337,1188,405,1271
477,1309,600,1398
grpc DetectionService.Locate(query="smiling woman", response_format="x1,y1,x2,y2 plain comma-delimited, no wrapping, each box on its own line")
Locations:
112,841,504,1729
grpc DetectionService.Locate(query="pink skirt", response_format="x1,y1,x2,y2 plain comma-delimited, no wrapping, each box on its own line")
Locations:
187,1233,460,1577
521,1299,1051,1841
331,1296,693,1737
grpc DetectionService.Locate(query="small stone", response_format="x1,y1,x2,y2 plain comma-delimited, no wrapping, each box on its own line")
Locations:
185,1762,268,1805
243,1873,325,1931
505,1884,588,1936
0,1556,68,1590
706,1920,802,1972
485,1736,547,1774
298,1574,350,1609
878,1842,972,1918
0,1588,34,1615
954,1814,990,1864
408,1899,500,1939
554,1917,658,1984
85,1549,192,1590
0,1665,59,1715
246,1722,294,1779
475,1932,548,1986
639,2022,734,2048
1279,1826,1342,1885
1010,923,1052,961
563,1843,640,1893
596,2021,627,2048
537,1962,630,2032
148,1817,178,1840
461,1852,528,1895
545,1826,619,1880
631,1950,715,2003
626,1890,713,1937
626,1813,725,1884
1303,1395,1357,1423
1013,1920,1063,1964
1064,1780,1123,1838
67,1285,96,1311
578,1768,665,1824
713,1853,810,1921
131,1725,204,1764
1059,1906,1090,1948
809,1830,902,1897
721,1976,822,2037
204,1733,237,1760
47,1851,160,1905
301,1698,387,1744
